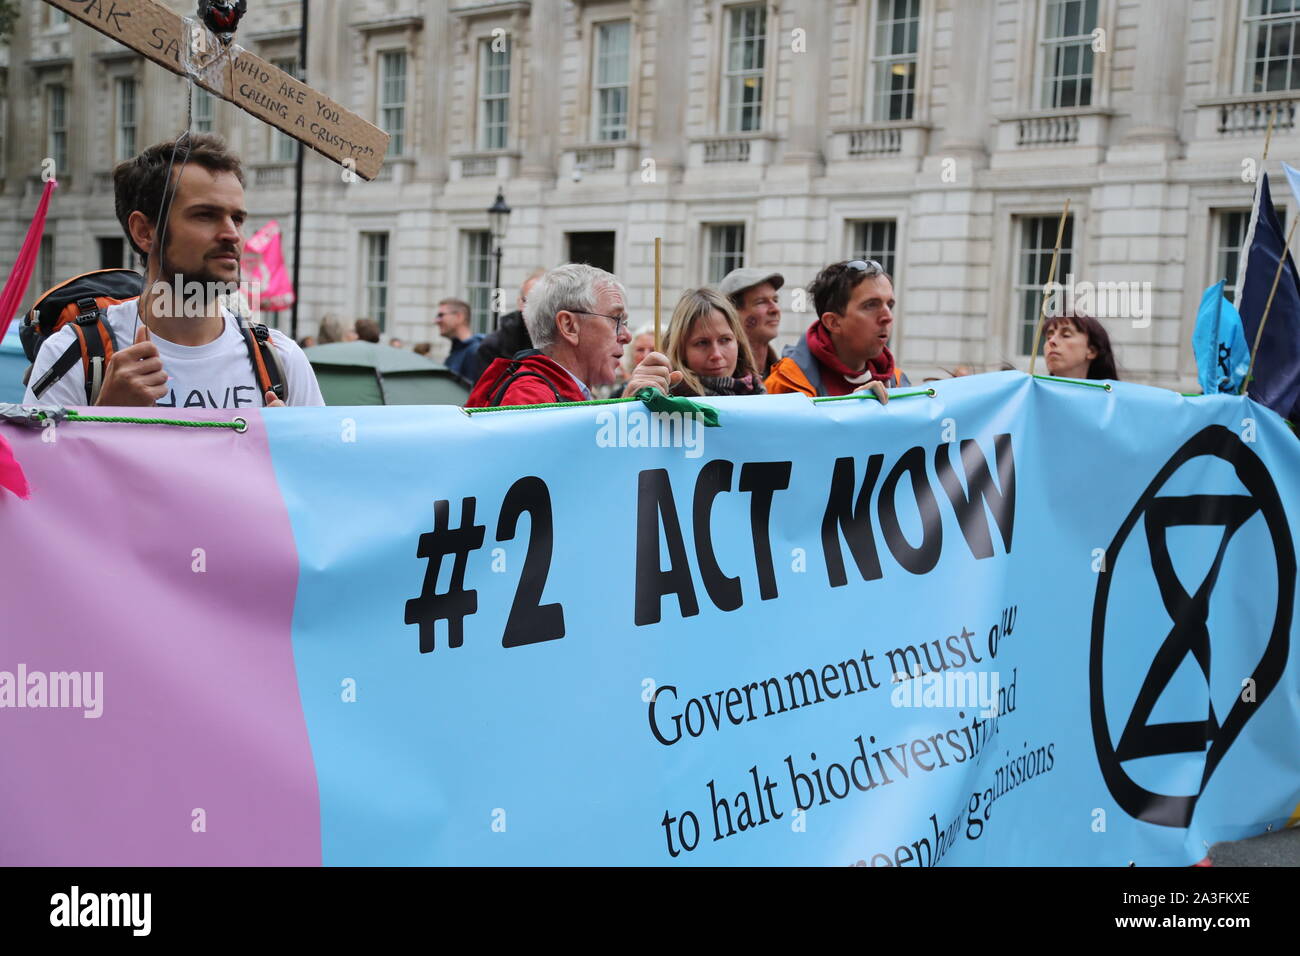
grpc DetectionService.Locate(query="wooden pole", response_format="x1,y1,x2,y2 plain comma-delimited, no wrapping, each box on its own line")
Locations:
654,237,663,352
1240,214,1300,395
1028,198,1072,377
1263,106,1276,162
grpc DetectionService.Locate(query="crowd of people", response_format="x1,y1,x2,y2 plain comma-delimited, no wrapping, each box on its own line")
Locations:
22,133,1121,411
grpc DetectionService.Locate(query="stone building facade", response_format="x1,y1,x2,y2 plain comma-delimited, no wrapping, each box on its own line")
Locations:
2,0,1297,387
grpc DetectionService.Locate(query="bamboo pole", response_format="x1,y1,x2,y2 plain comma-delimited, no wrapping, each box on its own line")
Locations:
654,237,663,351
1028,199,1071,377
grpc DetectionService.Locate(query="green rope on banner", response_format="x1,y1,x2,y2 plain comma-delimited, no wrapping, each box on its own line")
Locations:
464,389,721,426
1031,374,1113,391
633,387,721,427
463,396,639,415
812,387,937,404
50,410,248,432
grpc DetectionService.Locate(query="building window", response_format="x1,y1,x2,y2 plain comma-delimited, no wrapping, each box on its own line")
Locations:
592,20,631,142
380,51,408,156
37,236,55,296
1214,206,1287,301
47,8,69,28
722,4,766,133
270,58,299,161
479,37,512,150
1244,0,1300,92
870,0,920,122
193,87,215,133
115,77,138,162
1040,0,1097,109
1014,214,1075,355
850,220,899,278
47,85,68,177
706,224,746,283
363,232,390,330
1216,210,1252,302
465,230,494,332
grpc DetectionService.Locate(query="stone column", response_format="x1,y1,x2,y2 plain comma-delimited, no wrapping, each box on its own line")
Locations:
780,0,828,170
649,0,689,182
1111,0,1186,160
936,0,992,167
519,0,562,180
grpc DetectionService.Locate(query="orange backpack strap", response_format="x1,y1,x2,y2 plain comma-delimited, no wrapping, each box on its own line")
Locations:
30,298,118,404
240,322,287,403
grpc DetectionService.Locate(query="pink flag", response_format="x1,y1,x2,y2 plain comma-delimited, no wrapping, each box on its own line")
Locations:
0,179,58,341
243,220,296,311
0,433,31,500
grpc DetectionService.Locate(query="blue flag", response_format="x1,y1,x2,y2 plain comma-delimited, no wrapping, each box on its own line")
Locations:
1192,280,1250,394
1236,172,1300,420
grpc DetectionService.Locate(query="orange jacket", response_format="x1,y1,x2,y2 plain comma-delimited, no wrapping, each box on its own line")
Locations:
764,335,908,397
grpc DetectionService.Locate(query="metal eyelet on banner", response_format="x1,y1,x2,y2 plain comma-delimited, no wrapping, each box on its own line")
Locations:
232,417,248,433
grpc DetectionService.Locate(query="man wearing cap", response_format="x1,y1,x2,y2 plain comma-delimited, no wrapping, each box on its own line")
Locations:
765,259,908,401
719,268,785,379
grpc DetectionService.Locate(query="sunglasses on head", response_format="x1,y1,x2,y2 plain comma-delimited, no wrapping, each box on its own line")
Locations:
846,259,885,275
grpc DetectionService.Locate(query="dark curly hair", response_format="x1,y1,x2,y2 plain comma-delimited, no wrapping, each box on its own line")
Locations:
807,260,894,319
112,133,244,263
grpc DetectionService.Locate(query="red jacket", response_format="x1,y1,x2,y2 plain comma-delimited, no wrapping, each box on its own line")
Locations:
465,351,589,407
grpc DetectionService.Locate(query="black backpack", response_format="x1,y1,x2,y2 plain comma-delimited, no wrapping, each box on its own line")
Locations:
21,268,287,405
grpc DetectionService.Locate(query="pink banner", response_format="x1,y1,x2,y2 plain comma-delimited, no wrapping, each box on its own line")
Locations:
0,411,320,865
0,179,58,341
243,221,295,311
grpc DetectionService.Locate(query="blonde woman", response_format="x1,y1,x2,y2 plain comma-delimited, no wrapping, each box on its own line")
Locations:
665,288,766,397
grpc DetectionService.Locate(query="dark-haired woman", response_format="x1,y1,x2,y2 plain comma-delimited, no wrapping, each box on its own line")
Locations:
1043,313,1119,380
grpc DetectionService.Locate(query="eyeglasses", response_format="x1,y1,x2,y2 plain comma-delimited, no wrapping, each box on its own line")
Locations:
567,309,630,336
846,259,886,276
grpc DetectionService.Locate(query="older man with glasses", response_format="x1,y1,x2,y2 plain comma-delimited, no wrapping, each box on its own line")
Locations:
467,263,680,407
765,259,909,402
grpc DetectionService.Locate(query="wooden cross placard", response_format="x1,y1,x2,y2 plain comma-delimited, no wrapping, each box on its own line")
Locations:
43,0,390,180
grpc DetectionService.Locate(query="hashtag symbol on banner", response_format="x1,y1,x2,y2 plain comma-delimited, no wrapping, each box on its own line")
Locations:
404,497,486,653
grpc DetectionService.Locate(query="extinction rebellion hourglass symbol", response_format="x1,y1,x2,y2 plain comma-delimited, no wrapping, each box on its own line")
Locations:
1089,426,1294,828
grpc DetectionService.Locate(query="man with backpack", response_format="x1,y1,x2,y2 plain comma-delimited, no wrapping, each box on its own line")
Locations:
22,134,323,408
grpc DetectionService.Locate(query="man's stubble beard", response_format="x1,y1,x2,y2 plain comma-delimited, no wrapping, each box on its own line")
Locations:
153,235,240,315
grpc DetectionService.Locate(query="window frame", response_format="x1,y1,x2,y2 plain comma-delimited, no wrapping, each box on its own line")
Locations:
362,231,391,331
379,49,409,156
1240,0,1300,94
193,86,216,134
719,3,769,134
849,219,900,279
47,84,68,178
477,36,513,151
463,229,495,333
704,222,747,284
591,19,633,143
1036,0,1100,110
1011,213,1077,356
115,76,138,163
867,0,922,123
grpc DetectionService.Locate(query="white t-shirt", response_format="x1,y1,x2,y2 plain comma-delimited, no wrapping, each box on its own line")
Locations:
24,300,325,408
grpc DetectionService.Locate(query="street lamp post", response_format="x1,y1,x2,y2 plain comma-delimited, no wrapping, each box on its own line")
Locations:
487,188,511,313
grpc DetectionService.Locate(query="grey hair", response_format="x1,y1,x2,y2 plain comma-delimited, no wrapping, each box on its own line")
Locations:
524,263,627,351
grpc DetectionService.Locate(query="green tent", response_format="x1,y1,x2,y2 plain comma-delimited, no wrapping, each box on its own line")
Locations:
303,342,470,406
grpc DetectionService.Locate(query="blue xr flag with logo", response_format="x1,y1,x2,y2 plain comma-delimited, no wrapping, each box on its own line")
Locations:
1193,280,1251,395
